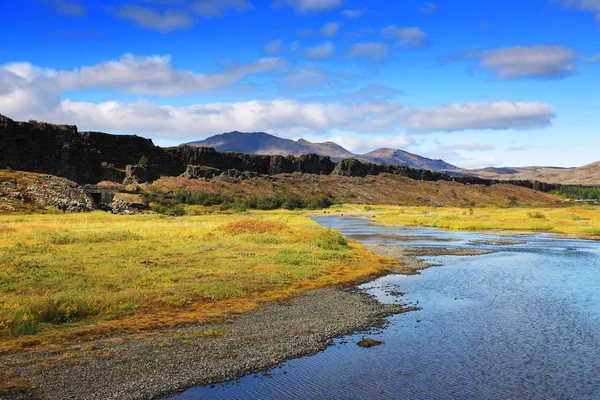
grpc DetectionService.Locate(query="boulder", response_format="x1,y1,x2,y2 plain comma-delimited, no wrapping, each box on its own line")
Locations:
181,165,223,180
123,165,160,184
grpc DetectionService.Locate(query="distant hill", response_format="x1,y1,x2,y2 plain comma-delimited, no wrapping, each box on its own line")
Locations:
358,148,458,171
186,131,459,171
465,163,600,185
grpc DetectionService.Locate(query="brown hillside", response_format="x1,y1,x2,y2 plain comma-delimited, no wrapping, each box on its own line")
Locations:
149,173,560,207
466,162,600,185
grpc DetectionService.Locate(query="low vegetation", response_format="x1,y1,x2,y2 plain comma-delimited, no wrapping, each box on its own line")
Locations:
145,189,339,215
0,211,395,352
551,185,600,201
349,204,600,237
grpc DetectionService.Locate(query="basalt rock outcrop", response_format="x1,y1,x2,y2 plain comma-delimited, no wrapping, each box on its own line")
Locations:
123,165,160,185
0,114,564,193
0,172,94,212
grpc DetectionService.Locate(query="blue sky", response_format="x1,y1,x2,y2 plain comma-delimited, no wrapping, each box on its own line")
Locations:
1,0,599,168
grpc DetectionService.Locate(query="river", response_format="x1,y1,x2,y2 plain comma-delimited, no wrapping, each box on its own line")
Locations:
169,215,600,399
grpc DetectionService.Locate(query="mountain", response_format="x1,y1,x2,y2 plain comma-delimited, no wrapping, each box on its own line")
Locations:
466,162,600,185
186,131,355,159
186,131,459,171
358,148,458,171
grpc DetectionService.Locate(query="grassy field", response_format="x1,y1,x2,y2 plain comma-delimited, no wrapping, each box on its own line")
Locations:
0,210,396,352
339,204,600,237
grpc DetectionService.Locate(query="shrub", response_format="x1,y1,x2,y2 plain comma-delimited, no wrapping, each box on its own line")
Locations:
527,212,546,219
313,228,348,250
152,203,185,216
138,155,150,166
2,312,38,336
31,296,95,325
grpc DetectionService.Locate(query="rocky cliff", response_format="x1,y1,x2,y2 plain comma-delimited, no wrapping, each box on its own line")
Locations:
0,114,562,193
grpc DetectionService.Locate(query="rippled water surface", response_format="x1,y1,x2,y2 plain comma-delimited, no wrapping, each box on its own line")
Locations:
170,216,600,399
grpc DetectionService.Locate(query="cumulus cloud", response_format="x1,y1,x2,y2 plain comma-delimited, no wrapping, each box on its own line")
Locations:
348,42,389,61
341,9,363,18
321,22,342,37
456,156,503,169
43,0,85,16
264,39,285,54
116,5,195,33
455,141,495,151
366,134,413,150
273,0,342,14
283,65,328,87
404,101,556,132
479,45,577,79
190,0,252,17
25,99,407,141
0,58,557,143
418,2,438,14
0,54,285,97
305,42,335,60
560,0,600,21
382,26,429,48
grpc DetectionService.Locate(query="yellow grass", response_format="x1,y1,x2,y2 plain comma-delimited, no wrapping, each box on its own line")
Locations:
342,204,600,237
0,211,396,352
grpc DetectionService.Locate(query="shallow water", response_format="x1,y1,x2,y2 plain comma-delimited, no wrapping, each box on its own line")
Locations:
170,216,600,399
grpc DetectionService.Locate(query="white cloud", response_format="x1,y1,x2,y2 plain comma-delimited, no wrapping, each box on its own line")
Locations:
455,141,495,151
0,58,558,144
505,144,536,151
0,54,285,97
348,43,389,61
190,0,252,17
325,134,365,152
43,0,85,16
418,2,438,14
22,99,405,141
284,65,328,87
297,28,315,36
455,156,503,169
382,26,429,48
116,5,195,33
367,134,412,150
480,45,577,79
324,133,412,153
590,53,600,62
305,42,335,60
321,22,342,37
273,0,342,13
341,9,363,18
560,0,600,21
264,39,285,54
404,101,556,132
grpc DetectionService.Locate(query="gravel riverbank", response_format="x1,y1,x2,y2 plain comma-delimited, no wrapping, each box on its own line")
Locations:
2,288,407,400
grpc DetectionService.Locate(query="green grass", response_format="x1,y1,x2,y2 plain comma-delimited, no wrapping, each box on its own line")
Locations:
345,204,600,237
0,211,394,351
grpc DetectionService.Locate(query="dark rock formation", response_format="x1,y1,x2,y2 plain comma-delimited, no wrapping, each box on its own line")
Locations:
0,172,93,212
108,193,148,214
181,165,223,180
0,114,565,194
123,165,160,185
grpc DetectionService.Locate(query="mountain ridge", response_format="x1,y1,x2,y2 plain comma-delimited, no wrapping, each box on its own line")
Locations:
186,131,459,171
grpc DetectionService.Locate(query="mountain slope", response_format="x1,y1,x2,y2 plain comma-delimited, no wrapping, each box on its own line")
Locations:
358,148,458,171
186,132,355,159
466,162,600,185
187,131,459,171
